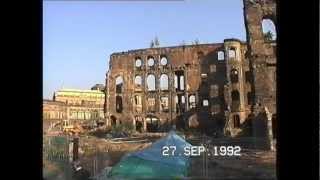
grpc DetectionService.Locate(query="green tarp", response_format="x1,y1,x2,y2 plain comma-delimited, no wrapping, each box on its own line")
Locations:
107,131,192,179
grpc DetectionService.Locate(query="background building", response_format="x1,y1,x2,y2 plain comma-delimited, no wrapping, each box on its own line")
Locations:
43,87,106,132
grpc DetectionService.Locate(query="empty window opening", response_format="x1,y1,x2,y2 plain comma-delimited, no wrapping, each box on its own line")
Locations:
189,95,196,109
116,96,123,113
247,92,254,105
245,71,253,82
160,96,169,112
231,90,240,110
180,76,185,90
110,116,117,127
210,84,219,98
135,58,142,67
217,51,225,60
135,116,143,132
231,90,240,101
147,98,156,112
160,56,168,66
134,95,142,112
115,76,124,93
160,74,169,90
135,75,142,87
202,99,209,107
147,56,155,67
209,64,216,73
175,70,185,91
146,74,156,91
135,122,142,132
233,115,240,128
201,73,208,78
146,116,159,132
262,19,277,41
181,96,185,104
176,95,185,113
174,75,178,89
211,104,220,114
230,69,239,83
228,48,236,59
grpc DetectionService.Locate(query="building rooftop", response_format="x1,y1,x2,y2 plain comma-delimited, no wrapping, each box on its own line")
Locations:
56,88,105,94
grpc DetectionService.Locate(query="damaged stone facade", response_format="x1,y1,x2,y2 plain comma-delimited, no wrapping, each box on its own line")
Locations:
243,0,277,149
104,0,277,142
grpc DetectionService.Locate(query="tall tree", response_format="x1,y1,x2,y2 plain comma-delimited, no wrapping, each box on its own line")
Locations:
264,31,274,41
150,39,155,48
154,36,160,47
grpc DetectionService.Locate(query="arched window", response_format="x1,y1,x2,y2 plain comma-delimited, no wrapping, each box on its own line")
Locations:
135,58,142,67
230,69,239,83
262,19,277,41
115,76,124,93
179,76,185,90
159,74,169,90
116,96,123,113
217,51,225,60
174,75,178,89
134,75,142,86
146,74,156,91
147,56,155,67
160,56,168,65
229,48,236,59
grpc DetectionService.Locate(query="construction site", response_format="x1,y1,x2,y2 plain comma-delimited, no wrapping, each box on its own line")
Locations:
43,0,277,179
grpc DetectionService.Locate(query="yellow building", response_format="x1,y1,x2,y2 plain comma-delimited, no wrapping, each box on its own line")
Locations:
53,88,105,121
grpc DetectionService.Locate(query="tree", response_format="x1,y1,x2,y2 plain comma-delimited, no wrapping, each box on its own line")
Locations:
154,36,160,47
194,38,200,45
150,39,155,48
264,31,274,41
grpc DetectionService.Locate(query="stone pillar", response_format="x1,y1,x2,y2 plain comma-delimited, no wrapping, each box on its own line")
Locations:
143,117,147,132
132,116,136,131
265,107,275,151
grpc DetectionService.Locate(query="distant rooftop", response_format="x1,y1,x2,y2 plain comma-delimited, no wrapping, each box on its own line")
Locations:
57,88,104,94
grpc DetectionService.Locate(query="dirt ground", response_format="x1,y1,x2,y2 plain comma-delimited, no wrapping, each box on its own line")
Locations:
44,133,276,179
189,149,276,179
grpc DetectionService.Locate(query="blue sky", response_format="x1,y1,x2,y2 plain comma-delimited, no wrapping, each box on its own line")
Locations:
43,0,248,99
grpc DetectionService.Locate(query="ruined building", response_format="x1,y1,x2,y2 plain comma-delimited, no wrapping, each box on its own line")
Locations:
104,0,277,142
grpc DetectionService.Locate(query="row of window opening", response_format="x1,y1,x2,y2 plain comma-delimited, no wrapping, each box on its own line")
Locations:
135,56,168,68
